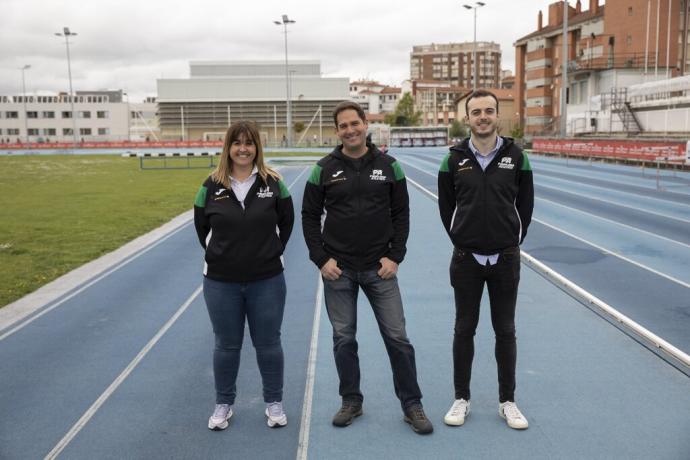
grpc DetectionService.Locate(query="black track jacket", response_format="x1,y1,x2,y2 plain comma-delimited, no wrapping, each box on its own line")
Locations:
194,175,294,282
437,136,534,254
301,144,409,271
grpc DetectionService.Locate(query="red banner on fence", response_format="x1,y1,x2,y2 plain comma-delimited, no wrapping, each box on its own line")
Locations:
532,138,686,161
0,140,224,150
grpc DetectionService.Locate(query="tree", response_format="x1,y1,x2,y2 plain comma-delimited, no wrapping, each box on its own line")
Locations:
385,92,421,126
509,125,524,140
449,120,468,139
293,121,305,134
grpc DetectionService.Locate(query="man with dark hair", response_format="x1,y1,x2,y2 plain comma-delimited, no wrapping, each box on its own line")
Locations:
438,90,534,430
302,101,433,434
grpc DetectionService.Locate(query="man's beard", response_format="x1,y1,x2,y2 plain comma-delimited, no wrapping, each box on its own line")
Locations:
471,124,496,139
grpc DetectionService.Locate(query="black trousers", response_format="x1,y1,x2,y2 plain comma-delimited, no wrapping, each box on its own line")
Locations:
450,247,520,403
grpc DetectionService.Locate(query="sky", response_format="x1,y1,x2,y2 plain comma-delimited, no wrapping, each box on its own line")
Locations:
1,0,570,101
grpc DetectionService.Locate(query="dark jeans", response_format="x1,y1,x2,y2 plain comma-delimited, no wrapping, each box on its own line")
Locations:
323,268,423,410
450,247,520,403
203,273,286,405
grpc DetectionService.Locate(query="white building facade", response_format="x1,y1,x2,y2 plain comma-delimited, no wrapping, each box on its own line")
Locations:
0,90,158,144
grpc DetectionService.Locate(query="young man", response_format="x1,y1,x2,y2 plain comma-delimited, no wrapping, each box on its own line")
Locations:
302,101,433,435
437,90,534,430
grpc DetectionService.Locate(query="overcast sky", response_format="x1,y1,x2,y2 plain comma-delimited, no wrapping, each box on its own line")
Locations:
1,0,567,101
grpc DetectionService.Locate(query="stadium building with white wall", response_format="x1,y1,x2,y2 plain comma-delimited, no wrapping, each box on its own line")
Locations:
156,60,349,147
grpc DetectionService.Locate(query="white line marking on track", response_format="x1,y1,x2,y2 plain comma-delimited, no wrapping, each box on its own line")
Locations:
533,217,690,289
296,275,324,460
402,157,690,285
536,182,690,223
403,175,690,369
44,284,203,460
536,196,690,249
0,222,191,342
534,173,690,210
287,165,310,190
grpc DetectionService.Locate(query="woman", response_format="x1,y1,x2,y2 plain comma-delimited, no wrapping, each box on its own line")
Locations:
194,121,294,430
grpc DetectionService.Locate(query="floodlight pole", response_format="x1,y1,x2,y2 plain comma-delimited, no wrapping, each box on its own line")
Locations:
275,15,296,148
463,2,485,91
55,27,79,150
20,65,31,143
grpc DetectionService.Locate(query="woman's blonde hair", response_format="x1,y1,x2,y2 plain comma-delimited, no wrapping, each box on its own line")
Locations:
210,121,281,188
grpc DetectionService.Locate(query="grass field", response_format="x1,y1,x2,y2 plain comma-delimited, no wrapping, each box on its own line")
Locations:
0,153,321,307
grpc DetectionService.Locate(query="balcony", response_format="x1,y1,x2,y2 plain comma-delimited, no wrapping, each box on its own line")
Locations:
567,52,659,74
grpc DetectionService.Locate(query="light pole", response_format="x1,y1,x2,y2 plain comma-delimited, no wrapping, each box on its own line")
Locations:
274,14,296,148
55,27,79,150
560,0,569,138
20,65,30,143
463,2,485,91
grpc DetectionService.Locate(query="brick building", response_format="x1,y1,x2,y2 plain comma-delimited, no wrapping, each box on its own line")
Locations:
410,42,502,89
514,0,690,135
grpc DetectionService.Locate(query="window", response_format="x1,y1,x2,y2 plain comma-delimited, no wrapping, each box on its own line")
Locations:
5,111,18,118
96,111,109,119
28,128,40,136
62,111,72,118
44,128,57,136
63,128,73,135
79,128,92,135
98,128,109,135
130,111,137,119
627,35,632,46
628,7,633,15
8,128,20,135
27,111,38,119
42,111,55,118
79,111,91,119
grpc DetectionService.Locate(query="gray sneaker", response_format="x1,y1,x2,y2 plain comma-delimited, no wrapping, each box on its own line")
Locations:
332,401,363,427
265,401,287,428
208,404,233,431
404,404,434,434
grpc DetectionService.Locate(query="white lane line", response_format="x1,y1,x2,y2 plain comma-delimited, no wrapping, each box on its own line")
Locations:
399,158,436,178
403,157,690,273
0,222,191,342
296,275,324,460
533,162,690,193
535,174,690,212
44,285,203,460
403,174,690,371
521,253,690,369
534,217,690,289
536,196,690,249
287,165,310,190
45,169,306,458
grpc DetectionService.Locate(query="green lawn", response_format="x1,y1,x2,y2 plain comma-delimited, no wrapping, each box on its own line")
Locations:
0,153,321,307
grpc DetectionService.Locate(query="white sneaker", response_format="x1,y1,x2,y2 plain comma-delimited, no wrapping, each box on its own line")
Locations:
499,401,528,429
208,404,233,430
444,399,470,426
265,401,287,427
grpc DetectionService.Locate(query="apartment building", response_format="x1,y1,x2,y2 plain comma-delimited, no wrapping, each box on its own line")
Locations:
0,90,158,143
410,42,502,88
514,0,689,135
349,80,401,115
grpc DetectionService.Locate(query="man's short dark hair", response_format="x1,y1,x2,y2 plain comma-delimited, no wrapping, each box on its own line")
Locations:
333,101,367,126
465,90,500,116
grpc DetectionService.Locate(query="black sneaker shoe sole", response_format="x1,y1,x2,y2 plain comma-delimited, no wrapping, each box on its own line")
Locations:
404,416,434,434
332,408,363,427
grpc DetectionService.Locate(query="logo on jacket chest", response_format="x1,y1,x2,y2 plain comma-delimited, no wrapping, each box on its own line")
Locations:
369,169,387,181
257,186,274,198
498,157,515,169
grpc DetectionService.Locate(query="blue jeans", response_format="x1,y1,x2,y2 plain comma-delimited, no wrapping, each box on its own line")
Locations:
203,273,286,405
323,268,423,409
